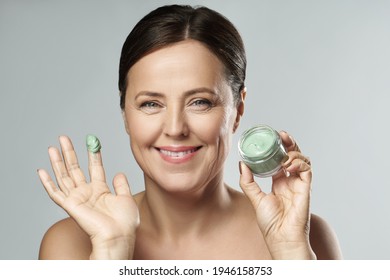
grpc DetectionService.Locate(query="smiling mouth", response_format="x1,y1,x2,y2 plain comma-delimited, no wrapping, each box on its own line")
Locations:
156,146,202,160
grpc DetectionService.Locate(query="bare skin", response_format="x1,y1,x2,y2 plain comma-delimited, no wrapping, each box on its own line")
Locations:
38,135,342,260
38,40,342,260
39,188,341,260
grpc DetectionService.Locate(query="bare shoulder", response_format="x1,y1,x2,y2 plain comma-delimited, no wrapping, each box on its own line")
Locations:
39,217,91,260
309,214,343,260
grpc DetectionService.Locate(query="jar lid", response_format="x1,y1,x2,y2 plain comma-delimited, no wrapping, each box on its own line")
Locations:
238,125,279,161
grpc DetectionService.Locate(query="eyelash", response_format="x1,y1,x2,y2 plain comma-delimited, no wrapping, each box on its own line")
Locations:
190,99,213,110
140,101,160,108
138,99,214,113
192,99,211,106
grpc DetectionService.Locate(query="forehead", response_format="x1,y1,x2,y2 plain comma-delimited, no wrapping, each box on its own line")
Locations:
126,40,227,92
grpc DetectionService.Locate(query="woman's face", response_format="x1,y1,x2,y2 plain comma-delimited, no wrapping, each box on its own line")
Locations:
123,40,243,193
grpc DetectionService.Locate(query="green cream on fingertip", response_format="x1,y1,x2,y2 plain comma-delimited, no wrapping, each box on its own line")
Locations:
86,134,101,153
238,125,288,177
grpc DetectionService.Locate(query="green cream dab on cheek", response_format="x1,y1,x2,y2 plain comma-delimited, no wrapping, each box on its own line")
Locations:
86,134,101,153
238,125,288,177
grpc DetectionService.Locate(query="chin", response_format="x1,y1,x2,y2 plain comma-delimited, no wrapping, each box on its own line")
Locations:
150,171,211,195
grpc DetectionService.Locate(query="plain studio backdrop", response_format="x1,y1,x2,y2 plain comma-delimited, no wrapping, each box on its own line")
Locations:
1,0,389,260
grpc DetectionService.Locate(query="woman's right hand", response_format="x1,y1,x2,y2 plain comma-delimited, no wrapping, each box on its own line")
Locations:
37,135,139,259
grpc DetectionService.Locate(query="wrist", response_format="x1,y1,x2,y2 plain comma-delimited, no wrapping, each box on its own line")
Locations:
268,241,317,260
90,236,136,260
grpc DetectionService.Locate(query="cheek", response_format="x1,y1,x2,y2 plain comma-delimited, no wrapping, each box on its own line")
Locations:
126,113,161,148
191,110,233,145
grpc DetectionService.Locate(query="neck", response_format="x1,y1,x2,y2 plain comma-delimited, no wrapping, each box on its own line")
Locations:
140,172,232,240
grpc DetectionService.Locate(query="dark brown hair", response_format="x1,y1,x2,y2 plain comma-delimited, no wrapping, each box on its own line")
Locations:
118,4,246,109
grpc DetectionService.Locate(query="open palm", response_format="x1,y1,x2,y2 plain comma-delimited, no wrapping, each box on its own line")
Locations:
38,136,139,255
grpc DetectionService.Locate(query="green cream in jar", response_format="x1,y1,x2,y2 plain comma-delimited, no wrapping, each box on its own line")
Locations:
238,125,288,177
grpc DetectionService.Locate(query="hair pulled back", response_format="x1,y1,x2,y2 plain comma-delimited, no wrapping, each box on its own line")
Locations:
118,5,246,109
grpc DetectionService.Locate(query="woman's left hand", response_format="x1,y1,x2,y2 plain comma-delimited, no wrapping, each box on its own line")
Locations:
239,131,316,260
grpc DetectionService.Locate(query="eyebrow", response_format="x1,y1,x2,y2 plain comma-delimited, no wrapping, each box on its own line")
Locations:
134,87,217,100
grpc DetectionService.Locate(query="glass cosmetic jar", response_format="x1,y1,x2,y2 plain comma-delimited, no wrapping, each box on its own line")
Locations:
238,125,288,177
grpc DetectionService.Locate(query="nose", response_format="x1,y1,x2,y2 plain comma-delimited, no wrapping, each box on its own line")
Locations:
162,105,189,138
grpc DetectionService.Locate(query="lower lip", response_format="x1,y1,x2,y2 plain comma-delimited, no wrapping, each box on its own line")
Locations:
157,148,200,164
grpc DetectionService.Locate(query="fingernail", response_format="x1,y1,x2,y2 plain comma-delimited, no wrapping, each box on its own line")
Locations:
239,161,242,175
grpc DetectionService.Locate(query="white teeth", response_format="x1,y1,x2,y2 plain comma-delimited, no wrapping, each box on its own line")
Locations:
160,148,197,158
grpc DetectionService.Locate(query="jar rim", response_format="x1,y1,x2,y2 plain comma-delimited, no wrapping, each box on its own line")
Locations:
238,124,280,162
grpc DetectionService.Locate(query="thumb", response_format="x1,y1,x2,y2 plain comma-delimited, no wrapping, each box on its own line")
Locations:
112,172,132,196
239,161,265,209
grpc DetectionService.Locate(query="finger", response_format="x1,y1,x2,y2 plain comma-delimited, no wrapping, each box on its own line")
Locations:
112,173,132,197
48,146,75,195
86,135,106,182
37,169,66,205
279,131,300,152
59,135,87,185
239,161,266,209
283,151,311,167
284,158,312,184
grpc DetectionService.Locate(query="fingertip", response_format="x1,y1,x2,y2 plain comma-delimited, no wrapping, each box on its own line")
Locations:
241,161,251,173
86,134,102,154
113,172,132,196
60,136,76,153
239,163,264,207
48,146,59,159
239,161,255,184
282,167,291,178
58,135,70,145
279,130,288,136
37,168,51,183
115,171,126,178
279,130,290,139
113,172,127,184
37,168,43,179
37,168,45,177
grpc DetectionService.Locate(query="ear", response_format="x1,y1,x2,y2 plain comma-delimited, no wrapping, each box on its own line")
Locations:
233,87,246,133
122,110,130,135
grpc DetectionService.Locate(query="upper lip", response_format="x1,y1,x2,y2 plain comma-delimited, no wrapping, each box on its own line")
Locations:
156,146,202,152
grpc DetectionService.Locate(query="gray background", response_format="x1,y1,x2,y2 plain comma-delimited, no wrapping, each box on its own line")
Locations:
1,0,389,260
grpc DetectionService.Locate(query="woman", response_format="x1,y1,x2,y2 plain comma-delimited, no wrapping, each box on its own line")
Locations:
37,5,342,260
